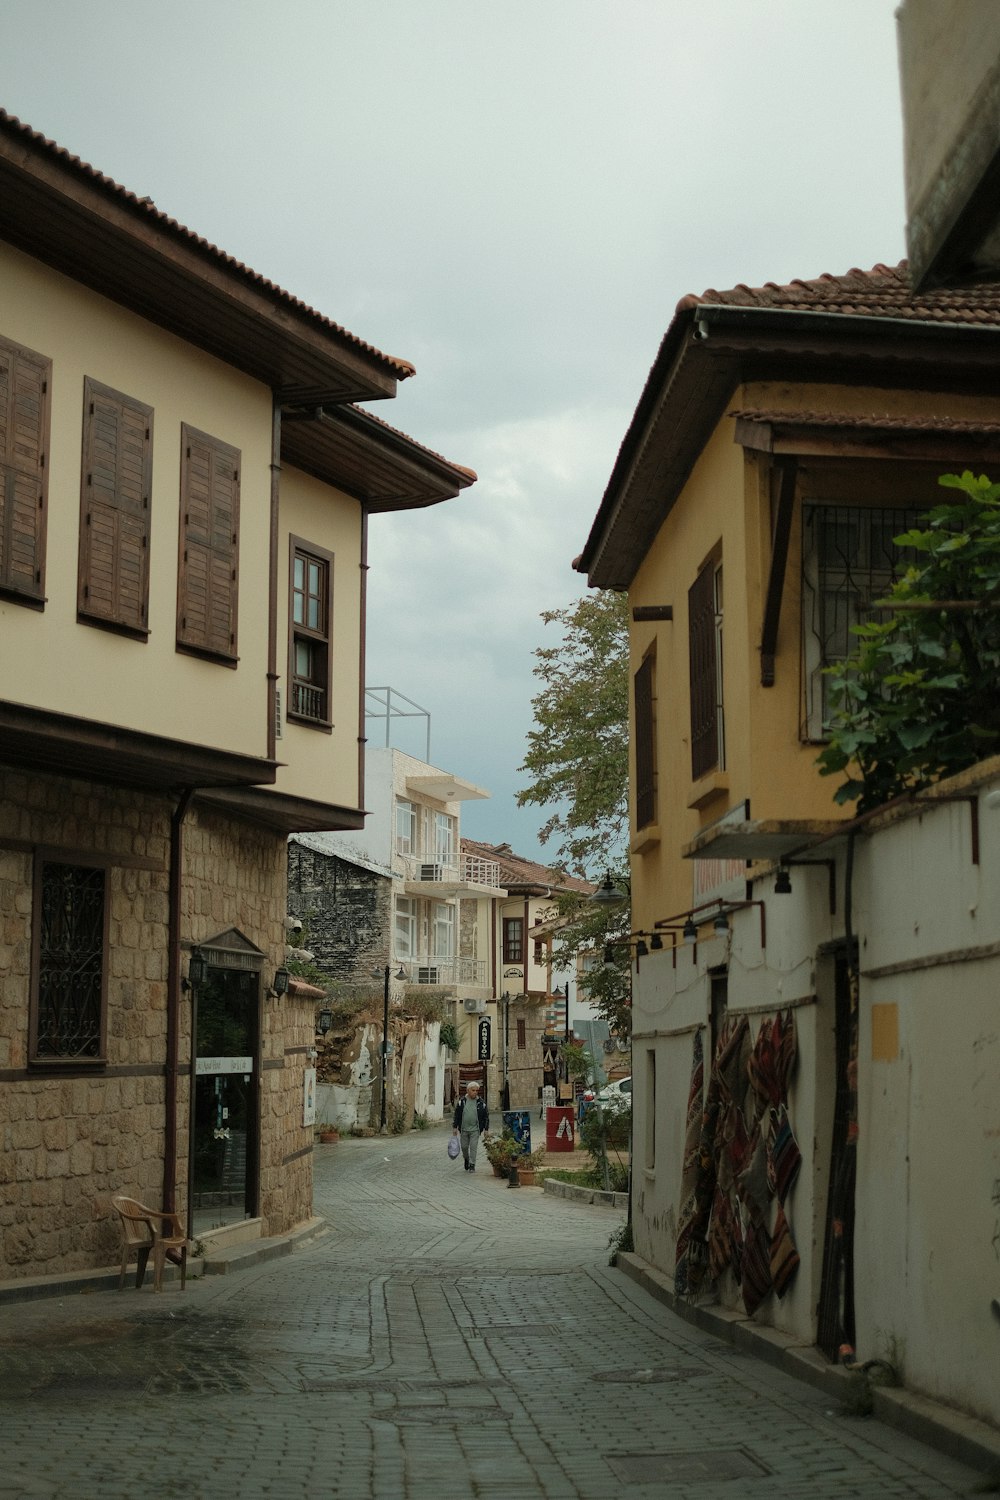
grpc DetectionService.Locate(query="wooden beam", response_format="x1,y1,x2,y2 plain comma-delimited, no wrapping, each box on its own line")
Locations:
632,605,673,621
760,456,797,687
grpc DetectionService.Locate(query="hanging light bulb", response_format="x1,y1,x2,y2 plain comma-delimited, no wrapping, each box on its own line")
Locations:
682,916,698,945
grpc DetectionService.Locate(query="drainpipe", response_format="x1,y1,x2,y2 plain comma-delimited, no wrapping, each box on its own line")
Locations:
267,398,281,762
165,788,195,1214
359,508,369,809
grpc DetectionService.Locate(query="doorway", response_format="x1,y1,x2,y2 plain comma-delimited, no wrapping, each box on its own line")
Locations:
192,963,261,1233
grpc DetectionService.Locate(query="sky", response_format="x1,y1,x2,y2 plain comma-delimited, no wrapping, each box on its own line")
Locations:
0,0,907,869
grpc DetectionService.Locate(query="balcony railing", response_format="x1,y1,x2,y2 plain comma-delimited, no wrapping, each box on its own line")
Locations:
398,852,503,889
400,956,489,987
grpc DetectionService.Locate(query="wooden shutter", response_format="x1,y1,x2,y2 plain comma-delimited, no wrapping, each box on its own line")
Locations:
0,336,50,601
78,379,153,633
634,652,656,828
177,424,240,661
689,561,719,780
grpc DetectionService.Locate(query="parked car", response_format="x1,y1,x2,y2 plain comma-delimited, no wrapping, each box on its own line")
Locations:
595,1077,632,1111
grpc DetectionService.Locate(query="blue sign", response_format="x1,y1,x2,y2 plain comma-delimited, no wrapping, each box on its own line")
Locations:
502,1110,531,1155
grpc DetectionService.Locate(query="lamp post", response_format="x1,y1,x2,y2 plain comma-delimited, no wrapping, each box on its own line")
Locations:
373,963,407,1133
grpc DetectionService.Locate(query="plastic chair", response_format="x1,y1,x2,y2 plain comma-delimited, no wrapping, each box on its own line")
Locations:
112,1196,188,1292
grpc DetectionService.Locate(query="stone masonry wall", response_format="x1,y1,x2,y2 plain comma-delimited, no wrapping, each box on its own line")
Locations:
0,773,313,1282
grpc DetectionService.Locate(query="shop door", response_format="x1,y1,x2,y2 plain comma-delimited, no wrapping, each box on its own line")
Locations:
192,966,260,1232
816,951,857,1361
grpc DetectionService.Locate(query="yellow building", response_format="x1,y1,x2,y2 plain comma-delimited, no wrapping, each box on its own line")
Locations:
0,111,473,1281
577,261,1000,1424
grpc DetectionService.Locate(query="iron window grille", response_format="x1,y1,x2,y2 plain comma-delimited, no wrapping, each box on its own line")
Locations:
33,861,107,1062
802,503,922,739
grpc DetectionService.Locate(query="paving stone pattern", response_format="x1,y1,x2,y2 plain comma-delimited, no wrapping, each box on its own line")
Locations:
0,1130,986,1499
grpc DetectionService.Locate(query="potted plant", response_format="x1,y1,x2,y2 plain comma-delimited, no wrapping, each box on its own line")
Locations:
483,1129,523,1179
515,1147,545,1187
317,1123,339,1144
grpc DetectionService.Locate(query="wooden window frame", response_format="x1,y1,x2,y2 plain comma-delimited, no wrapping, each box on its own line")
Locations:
516,1016,527,1050
288,535,334,730
634,648,656,829
176,423,240,665
29,854,110,1068
503,916,524,964
78,377,153,639
0,333,51,608
689,557,724,782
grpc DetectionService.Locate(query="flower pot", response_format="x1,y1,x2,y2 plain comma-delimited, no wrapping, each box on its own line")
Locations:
318,1130,339,1144
518,1167,536,1187
492,1164,506,1178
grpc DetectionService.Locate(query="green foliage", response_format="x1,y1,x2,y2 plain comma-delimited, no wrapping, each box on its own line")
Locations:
399,989,449,1024
817,472,1000,811
439,1020,461,1053
517,591,629,874
550,886,632,1037
607,1218,634,1264
559,1039,594,1081
483,1128,525,1171
579,1101,631,1191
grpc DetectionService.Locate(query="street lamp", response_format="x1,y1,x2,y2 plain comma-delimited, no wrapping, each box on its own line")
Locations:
590,871,628,908
373,963,407,1133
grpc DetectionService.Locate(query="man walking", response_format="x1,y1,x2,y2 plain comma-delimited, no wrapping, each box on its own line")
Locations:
453,1082,488,1171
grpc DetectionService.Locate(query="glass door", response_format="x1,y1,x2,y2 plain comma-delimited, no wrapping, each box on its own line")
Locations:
192,966,260,1232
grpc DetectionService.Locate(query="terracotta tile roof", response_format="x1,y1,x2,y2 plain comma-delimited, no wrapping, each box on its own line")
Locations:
0,109,414,380
729,408,1000,436
677,260,1000,327
461,839,594,896
346,405,478,483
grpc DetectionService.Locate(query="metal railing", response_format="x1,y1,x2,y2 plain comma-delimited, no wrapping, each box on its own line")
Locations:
398,852,503,889
401,956,489,986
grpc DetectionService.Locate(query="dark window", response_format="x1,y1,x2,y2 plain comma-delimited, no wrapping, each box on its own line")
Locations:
0,334,50,604
288,537,333,726
31,861,108,1064
177,424,240,662
516,1017,526,1050
634,650,656,827
78,378,153,635
689,559,723,780
503,917,524,963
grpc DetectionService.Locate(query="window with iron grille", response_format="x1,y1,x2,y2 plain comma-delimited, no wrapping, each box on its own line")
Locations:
288,537,333,727
0,334,50,605
516,1017,527,1049
634,649,656,828
802,503,922,739
31,860,108,1063
688,558,724,781
503,917,524,963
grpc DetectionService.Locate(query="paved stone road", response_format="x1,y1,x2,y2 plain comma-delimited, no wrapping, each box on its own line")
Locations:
0,1129,988,1498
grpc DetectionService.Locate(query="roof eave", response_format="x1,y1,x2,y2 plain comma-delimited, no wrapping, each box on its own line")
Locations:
579,304,1000,591
0,112,410,406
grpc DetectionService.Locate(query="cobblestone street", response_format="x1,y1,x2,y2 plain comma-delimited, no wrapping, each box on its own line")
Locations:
0,1129,988,1499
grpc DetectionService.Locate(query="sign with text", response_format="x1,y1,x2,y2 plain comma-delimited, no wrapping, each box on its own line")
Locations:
195,1056,252,1076
303,1067,316,1127
477,1018,492,1061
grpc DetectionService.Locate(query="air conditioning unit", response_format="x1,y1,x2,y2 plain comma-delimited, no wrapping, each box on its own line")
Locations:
417,966,440,985
420,863,443,881
463,997,486,1014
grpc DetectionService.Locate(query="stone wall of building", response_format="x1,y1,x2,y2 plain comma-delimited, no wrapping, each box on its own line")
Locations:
0,774,312,1281
0,770,173,1276
287,844,391,985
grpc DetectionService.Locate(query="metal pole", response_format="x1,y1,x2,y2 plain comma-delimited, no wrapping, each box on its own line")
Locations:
380,964,390,1132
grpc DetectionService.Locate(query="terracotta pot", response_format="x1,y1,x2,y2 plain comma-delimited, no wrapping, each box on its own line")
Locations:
318,1130,339,1144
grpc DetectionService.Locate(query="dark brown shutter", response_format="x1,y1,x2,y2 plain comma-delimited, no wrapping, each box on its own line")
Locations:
177,425,240,660
634,653,656,828
79,379,153,632
0,336,50,600
689,561,719,780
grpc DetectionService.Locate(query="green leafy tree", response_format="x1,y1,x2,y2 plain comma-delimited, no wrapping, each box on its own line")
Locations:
518,590,632,1032
517,590,629,873
817,471,1000,810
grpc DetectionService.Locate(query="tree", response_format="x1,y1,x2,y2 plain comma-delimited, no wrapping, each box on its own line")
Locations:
517,590,629,874
817,471,1000,810
518,590,632,1033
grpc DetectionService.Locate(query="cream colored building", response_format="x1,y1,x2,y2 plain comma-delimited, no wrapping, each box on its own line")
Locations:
577,261,1000,1431
0,112,473,1279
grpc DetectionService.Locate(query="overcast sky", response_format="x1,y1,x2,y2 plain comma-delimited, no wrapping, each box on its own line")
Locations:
1,0,906,867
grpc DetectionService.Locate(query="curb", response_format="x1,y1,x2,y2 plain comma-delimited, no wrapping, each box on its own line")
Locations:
615,1251,1000,1481
0,1216,329,1306
542,1177,628,1210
